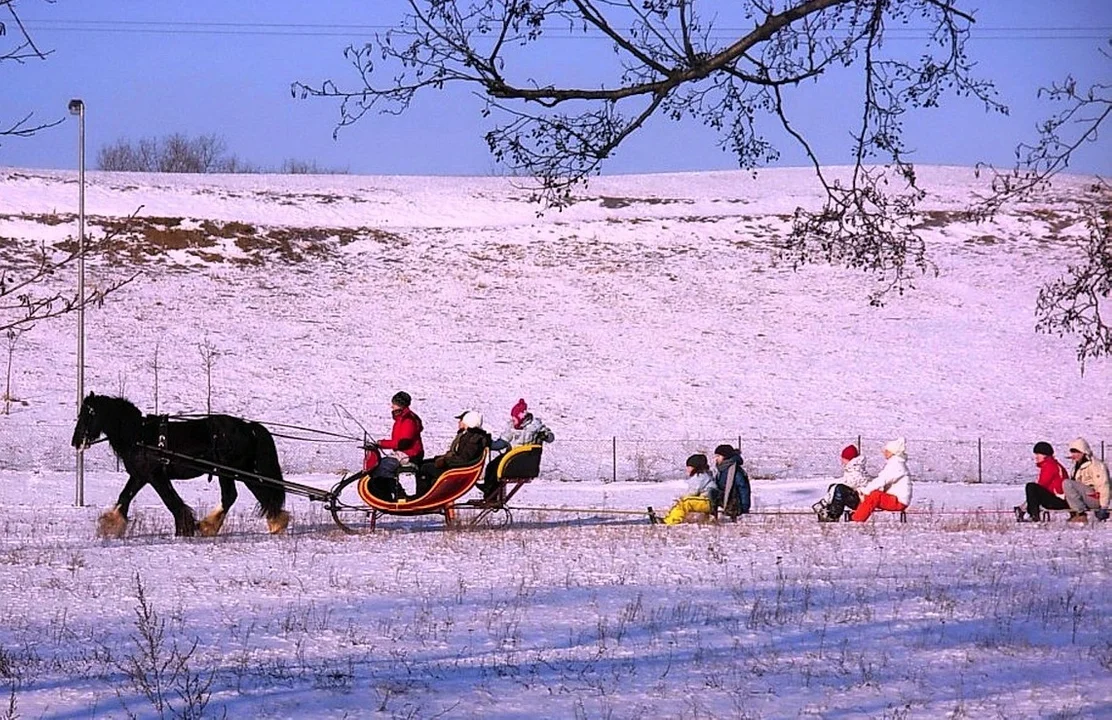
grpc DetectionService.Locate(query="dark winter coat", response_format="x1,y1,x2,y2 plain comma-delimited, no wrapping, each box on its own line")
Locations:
433,427,491,470
715,453,751,515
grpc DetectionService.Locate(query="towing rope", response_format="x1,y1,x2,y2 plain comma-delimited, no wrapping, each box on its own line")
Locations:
505,505,656,517
501,505,1022,519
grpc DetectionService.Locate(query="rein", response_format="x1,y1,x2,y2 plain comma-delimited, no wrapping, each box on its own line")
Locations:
147,413,362,444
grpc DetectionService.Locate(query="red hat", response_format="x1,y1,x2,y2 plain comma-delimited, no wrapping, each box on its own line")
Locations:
840,444,859,461
510,398,528,428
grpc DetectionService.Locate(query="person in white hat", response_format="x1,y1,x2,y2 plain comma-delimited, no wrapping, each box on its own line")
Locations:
1063,437,1111,523
414,410,491,498
850,437,912,522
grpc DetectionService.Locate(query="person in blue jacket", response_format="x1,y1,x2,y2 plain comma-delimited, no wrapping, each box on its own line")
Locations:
713,444,751,517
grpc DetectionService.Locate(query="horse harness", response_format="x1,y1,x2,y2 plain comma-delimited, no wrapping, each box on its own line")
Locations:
151,414,222,480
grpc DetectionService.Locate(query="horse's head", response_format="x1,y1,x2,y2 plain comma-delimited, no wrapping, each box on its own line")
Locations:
71,392,105,449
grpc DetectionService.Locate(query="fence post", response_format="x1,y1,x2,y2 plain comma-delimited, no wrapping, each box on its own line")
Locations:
857,434,862,452
612,436,617,483
1102,440,1106,462
738,435,742,453
976,437,983,483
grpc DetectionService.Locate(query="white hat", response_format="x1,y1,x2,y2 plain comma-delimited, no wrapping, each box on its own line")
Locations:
457,410,483,429
1068,437,1093,456
884,437,907,457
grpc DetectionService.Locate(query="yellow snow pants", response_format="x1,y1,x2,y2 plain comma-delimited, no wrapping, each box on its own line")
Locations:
662,495,713,525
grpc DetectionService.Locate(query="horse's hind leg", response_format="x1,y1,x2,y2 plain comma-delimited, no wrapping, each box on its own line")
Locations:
243,481,289,534
199,477,237,537
149,476,197,537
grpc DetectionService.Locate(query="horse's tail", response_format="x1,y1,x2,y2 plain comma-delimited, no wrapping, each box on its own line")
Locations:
250,422,286,518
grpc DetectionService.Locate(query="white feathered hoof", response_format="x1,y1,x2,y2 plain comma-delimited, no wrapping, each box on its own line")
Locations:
198,508,227,537
97,507,128,539
266,510,290,535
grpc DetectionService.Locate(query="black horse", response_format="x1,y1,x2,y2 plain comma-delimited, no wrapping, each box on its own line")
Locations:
71,392,289,538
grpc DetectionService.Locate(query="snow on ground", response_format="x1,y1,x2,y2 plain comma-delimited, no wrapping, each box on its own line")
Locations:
0,166,1110,718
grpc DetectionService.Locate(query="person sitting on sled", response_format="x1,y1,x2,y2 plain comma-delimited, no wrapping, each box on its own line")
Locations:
662,454,719,524
1062,437,1111,523
477,398,554,500
713,444,751,518
850,437,912,522
814,443,870,522
1014,441,1069,522
414,410,491,499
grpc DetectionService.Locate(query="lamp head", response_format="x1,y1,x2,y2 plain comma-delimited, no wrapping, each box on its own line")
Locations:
68,99,84,115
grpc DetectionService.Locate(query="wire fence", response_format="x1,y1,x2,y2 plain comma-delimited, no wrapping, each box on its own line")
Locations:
4,421,1101,486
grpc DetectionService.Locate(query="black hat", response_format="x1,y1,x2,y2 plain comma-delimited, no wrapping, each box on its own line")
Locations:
686,454,709,472
714,444,735,458
391,391,411,408
1032,441,1054,456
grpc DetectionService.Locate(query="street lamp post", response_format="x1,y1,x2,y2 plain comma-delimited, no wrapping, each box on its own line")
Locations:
69,98,85,507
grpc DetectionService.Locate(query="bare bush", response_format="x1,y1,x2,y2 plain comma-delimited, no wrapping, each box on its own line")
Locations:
116,574,223,720
280,158,348,174
98,133,256,174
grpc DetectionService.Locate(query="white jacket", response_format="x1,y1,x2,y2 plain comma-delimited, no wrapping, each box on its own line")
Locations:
860,454,912,506
839,455,870,490
687,470,717,498
496,415,554,448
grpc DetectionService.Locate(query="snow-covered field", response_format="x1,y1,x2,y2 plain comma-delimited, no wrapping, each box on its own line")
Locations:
0,166,1109,718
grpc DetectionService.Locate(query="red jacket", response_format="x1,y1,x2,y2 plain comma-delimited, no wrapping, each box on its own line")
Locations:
1036,456,1068,496
378,407,424,461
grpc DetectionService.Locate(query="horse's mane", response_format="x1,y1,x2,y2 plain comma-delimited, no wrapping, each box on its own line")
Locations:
88,393,145,446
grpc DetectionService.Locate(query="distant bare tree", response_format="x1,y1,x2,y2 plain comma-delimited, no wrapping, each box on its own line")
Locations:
146,339,162,414
295,0,1005,299
0,0,61,146
3,327,25,414
974,40,1111,368
197,337,220,413
97,133,259,173
280,158,349,174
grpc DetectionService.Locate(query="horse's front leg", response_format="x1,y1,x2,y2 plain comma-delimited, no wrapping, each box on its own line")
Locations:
97,473,146,539
199,477,237,537
149,474,197,537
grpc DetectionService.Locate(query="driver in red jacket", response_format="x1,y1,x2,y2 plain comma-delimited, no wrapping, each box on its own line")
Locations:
378,391,424,463
368,391,425,500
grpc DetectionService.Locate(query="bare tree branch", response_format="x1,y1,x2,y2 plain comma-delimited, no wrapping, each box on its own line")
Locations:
971,38,1110,367
296,0,1002,297
1,0,60,147
0,209,144,334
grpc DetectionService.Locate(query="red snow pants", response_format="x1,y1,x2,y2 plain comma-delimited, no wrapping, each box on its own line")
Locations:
851,490,907,522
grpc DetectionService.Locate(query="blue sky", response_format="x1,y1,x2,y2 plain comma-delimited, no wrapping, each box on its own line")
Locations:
3,0,1110,176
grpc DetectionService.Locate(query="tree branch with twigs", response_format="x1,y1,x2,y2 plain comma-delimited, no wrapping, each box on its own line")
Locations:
294,0,1004,299
0,209,144,335
0,0,62,146
972,39,1111,368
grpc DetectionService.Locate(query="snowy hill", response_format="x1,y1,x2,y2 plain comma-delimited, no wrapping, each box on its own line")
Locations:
1,166,1110,720
2,165,1107,482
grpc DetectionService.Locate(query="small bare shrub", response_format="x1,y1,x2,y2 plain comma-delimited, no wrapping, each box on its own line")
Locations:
115,574,223,719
